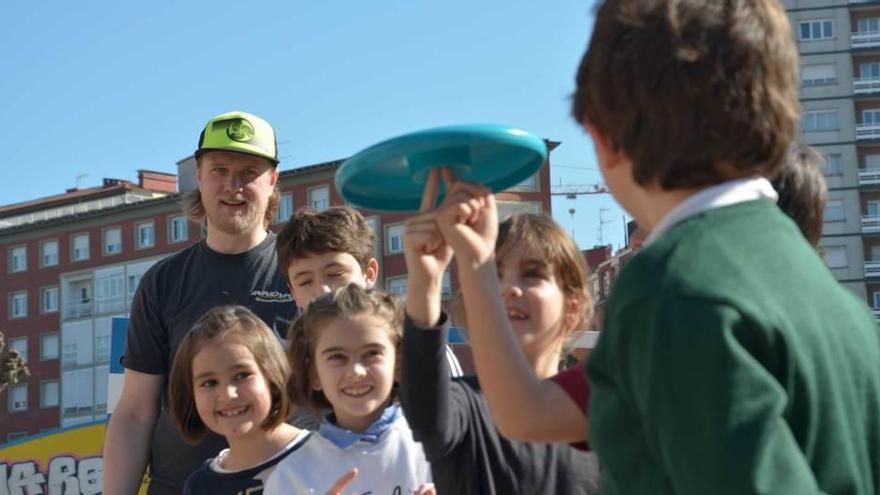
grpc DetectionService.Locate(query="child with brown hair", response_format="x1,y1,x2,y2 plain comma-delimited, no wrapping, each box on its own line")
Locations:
276,205,462,375
263,285,433,494
399,169,599,494
572,0,880,492
168,306,308,495
772,144,828,247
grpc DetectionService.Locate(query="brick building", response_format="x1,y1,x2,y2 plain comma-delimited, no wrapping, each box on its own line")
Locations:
0,145,555,443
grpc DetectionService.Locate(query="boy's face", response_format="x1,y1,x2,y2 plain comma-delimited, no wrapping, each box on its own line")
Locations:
287,252,378,308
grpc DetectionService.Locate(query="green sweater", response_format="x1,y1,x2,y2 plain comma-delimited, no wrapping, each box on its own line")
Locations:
587,200,880,495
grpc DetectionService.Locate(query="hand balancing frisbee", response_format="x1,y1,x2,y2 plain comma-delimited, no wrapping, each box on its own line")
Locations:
335,124,547,211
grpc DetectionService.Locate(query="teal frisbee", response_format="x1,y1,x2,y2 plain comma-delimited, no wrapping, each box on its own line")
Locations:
335,124,547,211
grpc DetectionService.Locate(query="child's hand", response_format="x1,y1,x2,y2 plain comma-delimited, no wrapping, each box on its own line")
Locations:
414,483,437,495
403,168,453,327
435,175,498,267
404,168,453,286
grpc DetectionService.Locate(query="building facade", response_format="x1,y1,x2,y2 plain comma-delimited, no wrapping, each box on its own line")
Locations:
785,0,880,315
0,148,554,442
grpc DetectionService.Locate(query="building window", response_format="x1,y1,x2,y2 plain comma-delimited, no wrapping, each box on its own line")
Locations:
41,333,59,360
825,200,845,221
9,384,27,413
798,19,833,40
275,193,294,223
387,276,408,297
873,292,880,309
867,154,880,170
510,173,539,192
865,110,880,127
62,368,93,414
72,233,90,262
385,223,405,255
9,337,27,362
860,63,880,80
41,380,59,408
41,239,59,267
169,215,188,243
801,64,836,87
95,325,111,363
309,186,330,211
823,153,842,176
136,221,155,249
96,272,125,315
96,365,109,411
802,110,839,132
9,246,26,273
41,286,59,313
9,291,27,318
825,245,847,268
128,274,142,304
869,200,880,218
103,227,122,255
857,17,880,34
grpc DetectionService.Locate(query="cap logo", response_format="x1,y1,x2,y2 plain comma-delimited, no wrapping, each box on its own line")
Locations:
226,118,255,142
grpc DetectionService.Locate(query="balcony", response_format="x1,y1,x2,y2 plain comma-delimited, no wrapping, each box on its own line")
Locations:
95,295,125,315
857,124,880,140
863,215,880,232
866,260,880,278
63,301,93,319
873,307,880,320
860,169,880,185
853,31,880,49
855,76,880,94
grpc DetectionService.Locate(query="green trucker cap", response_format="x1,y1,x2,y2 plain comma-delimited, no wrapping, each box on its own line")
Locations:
195,111,279,165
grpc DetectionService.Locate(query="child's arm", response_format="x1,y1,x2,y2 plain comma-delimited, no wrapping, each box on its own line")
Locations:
398,168,464,454
434,179,587,443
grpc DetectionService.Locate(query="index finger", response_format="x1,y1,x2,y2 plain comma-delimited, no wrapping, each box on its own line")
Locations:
441,167,456,190
325,467,358,495
419,168,441,212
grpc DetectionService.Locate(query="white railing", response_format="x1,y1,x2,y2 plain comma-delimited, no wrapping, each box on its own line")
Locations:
852,31,880,49
857,124,880,140
95,296,125,315
855,77,880,94
860,169,880,185
63,301,93,320
865,260,880,278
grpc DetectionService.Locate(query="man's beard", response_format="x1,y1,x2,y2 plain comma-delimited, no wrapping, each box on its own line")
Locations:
207,201,263,235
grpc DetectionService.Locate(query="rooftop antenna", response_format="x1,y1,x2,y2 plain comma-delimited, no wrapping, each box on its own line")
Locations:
598,207,611,246
75,173,88,190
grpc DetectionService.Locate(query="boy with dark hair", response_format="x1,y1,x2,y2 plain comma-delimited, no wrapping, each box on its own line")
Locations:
574,0,880,493
276,206,462,375
772,144,827,247
277,206,379,308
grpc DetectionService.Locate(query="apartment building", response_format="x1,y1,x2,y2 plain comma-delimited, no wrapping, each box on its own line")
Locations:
783,0,880,315
0,146,555,442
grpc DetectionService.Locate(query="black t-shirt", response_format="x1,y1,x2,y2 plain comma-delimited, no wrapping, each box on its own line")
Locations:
122,232,296,495
399,314,601,495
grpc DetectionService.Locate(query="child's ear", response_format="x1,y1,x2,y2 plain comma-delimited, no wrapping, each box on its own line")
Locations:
364,258,379,288
563,294,585,334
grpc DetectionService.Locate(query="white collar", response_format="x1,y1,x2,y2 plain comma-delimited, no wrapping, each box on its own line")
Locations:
643,177,778,247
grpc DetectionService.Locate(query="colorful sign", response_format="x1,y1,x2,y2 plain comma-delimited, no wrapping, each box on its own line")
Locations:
0,421,105,495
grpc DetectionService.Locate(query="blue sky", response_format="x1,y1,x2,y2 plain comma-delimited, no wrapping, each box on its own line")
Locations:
0,0,628,250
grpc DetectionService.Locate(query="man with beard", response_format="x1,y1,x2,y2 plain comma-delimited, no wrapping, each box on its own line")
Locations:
104,111,296,495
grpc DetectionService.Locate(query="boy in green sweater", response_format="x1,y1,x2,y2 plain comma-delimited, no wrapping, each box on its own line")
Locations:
574,0,880,493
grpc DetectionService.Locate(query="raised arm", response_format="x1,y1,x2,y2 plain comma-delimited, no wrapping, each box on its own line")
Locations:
434,178,586,443
103,369,162,495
